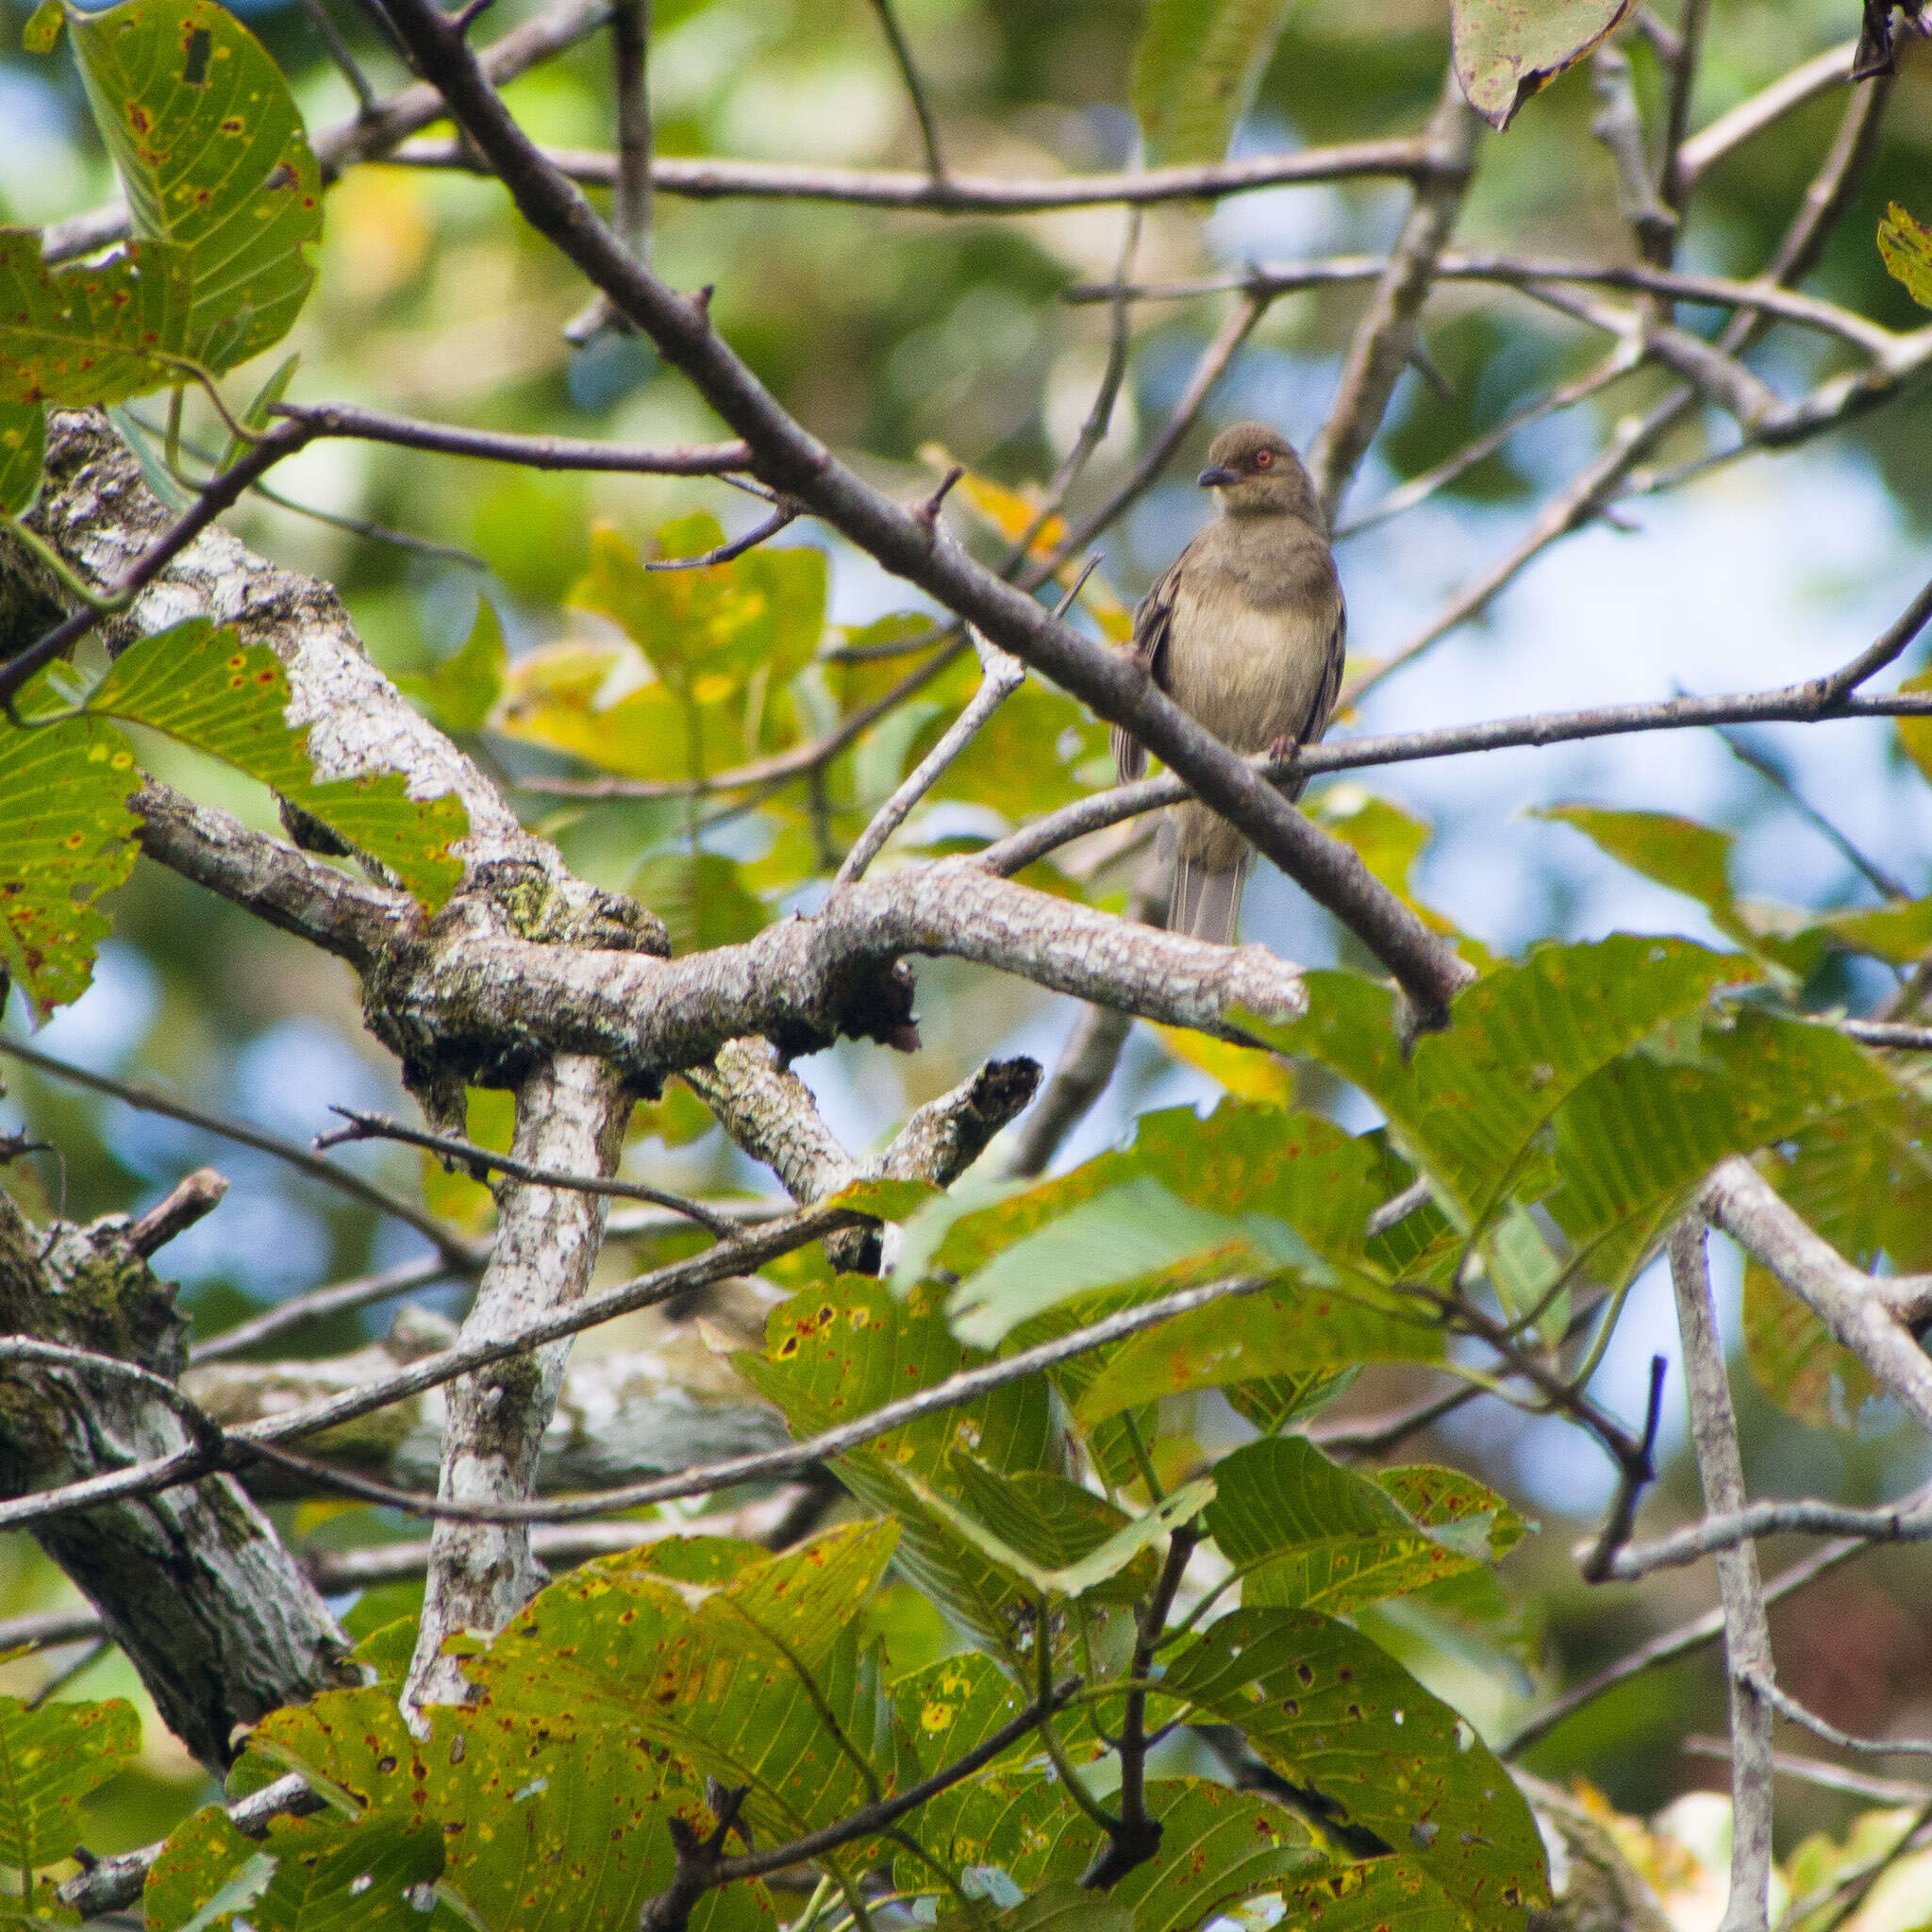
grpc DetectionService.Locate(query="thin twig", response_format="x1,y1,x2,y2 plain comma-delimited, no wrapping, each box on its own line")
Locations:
0,1034,487,1273
1657,0,1712,222
1670,1220,1774,1932
644,504,799,571
0,419,316,709
1503,1539,1864,1757
833,631,1026,887
1577,1354,1669,1583
1683,1737,1931,1806
272,400,749,474
866,0,944,181
188,1254,463,1363
317,1107,739,1235
1710,719,1909,899
1747,1668,1932,1760
1602,1481,1932,1582
299,0,380,115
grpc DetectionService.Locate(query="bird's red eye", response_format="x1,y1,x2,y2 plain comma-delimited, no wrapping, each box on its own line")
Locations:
1255,449,1274,468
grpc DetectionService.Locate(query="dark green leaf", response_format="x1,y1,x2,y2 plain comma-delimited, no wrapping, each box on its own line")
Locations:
1163,1607,1548,1918
144,1807,276,1932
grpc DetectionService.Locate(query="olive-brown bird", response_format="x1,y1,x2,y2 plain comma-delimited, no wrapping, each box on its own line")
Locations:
1113,421,1346,944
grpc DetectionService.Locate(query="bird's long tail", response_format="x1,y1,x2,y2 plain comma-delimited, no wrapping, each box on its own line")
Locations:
1170,851,1251,945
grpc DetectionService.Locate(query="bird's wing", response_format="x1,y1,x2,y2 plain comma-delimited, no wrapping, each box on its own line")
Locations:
1297,591,1346,747
1113,551,1185,785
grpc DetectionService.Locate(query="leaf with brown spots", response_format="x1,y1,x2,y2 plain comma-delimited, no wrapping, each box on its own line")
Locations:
1163,1607,1548,1922
1450,0,1630,131
66,0,322,368
86,616,466,910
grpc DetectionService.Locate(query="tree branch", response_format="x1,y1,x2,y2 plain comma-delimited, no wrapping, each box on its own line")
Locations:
1669,1220,1774,1932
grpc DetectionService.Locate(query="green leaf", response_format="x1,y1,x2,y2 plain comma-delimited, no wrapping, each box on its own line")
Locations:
1257,939,1743,1233
86,617,467,909
0,1694,139,1873
394,597,507,736
199,1813,441,1932
631,851,766,955
738,1278,1060,1642
1541,1011,1892,1291
1880,203,1932,309
67,0,323,371
1130,0,1297,166
0,229,196,406
908,1462,1211,1601
1205,1438,1520,1614
1074,1279,1444,1427
1450,0,1631,131
0,705,141,1015
1284,1857,1477,1931
145,1809,281,1932
0,401,44,515
21,0,62,53
945,1176,1263,1349
245,1688,772,1932
821,1174,944,1222
1163,1607,1548,1918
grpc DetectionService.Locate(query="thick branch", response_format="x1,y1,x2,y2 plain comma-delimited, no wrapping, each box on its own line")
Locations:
403,1053,630,1715
362,0,1474,1024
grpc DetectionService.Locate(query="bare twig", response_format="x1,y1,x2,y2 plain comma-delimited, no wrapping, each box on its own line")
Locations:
1683,1738,1931,1805
125,1168,229,1258
1676,42,1856,190
644,504,799,570
272,400,749,474
318,1107,738,1235
1578,1354,1669,1583
866,0,944,181
1746,1668,1932,1760
1591,43,1676,264
299,0,380,115
834,632,1025,886
0,1034,486,1273
1669,1219,1774,1932
1306,67,1479,523
1657,0,1712,221
1602,1482,1932,1581
188,1255,464,1364
1503,1539,1864,1757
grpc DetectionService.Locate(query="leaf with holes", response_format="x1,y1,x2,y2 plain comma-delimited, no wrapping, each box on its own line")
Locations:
0,1694,139,1874
1451,0,1631,130
0,401,43,514
1163,1607,1548,1918
1205,1438,1523,1615
1880,203,1932,309
66,0,323,370
0,700,142,1016
0,229,197,406
86,617,466,909
1131,0,1296,165
738,1277,1061,1643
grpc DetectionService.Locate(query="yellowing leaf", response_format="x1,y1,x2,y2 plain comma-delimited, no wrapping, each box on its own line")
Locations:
1879,202,1932,310
1451,0,1631,131
1153,1024,1296,1106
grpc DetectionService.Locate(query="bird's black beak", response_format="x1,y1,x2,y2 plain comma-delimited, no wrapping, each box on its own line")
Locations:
1197,465,1239,488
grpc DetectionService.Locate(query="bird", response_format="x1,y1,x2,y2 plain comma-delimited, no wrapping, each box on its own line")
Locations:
1112,421,1346,945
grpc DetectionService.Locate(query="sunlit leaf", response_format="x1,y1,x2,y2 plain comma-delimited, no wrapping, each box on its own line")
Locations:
0,701,141,1016
1131,0,1296,165
0,229,196,406
1206,1437,1521,1615
1451,0,1631,131
1879,202,1932,309
0,1693,139,1873
67,0,324,369
87,617,467,909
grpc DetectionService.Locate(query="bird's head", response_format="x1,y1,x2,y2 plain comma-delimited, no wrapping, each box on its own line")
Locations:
1197,422,1322,525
